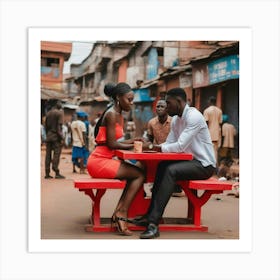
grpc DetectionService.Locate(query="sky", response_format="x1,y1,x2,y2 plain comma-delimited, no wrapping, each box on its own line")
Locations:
63,42,94,74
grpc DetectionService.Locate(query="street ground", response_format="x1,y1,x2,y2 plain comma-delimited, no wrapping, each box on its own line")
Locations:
41,147,239,239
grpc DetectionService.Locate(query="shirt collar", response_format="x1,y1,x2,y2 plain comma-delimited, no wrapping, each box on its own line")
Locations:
157,115,171,124
180,104,189,119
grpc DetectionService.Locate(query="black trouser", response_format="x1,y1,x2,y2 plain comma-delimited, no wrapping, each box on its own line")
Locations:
45,141,62,175
147,160,216,225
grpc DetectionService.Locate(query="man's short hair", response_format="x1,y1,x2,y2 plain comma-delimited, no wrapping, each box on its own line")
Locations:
166,88,187,102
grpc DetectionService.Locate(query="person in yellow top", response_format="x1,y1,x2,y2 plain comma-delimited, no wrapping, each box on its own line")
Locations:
203,96,223,162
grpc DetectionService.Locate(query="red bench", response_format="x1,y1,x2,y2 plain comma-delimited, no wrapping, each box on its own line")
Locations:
179,178,233,229
74,178,126,231
74,177,232,232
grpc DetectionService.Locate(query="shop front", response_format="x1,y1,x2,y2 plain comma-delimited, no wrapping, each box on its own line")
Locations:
192,54,239,157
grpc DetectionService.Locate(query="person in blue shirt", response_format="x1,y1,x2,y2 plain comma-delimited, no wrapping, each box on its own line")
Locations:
134,87,216,239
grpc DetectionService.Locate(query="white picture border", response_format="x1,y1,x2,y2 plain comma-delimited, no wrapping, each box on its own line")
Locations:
28,27,252,253
1,0,279,279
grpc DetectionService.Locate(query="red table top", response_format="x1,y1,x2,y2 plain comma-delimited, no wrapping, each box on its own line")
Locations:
115,150,193,161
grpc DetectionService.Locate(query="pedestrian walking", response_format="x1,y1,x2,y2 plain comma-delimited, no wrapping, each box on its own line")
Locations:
44,100,65,179
203,96,223,162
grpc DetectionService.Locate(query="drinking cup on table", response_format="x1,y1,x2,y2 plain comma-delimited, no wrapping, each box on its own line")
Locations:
134,141,143,153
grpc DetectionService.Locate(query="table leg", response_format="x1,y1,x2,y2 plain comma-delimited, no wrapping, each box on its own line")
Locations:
81,189,106,227
128,187,150,218
181,187,223,226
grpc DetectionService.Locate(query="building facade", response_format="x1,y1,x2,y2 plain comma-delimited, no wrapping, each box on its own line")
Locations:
41,41,72,119
64,40,239,152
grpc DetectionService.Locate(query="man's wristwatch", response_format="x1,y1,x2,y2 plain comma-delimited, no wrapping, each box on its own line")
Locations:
148,143,154,150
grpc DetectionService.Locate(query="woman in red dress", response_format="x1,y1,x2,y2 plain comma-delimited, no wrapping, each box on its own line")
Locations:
87,82,145,236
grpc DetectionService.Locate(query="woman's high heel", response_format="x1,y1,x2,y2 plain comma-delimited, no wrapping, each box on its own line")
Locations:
111,211,133,236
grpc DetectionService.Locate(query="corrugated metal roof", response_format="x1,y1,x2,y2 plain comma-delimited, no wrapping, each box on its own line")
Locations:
62,103,79,110
78,96,110,105
41,88,68,100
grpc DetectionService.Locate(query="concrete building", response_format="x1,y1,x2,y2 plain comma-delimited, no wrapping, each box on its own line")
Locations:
64,41,239,150
41,41,72,94
40,41,73,120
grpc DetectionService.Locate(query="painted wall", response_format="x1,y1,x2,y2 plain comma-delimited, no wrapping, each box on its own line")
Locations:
118,59,128,82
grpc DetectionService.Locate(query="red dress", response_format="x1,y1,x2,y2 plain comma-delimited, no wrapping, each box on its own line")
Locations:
87,123,124,178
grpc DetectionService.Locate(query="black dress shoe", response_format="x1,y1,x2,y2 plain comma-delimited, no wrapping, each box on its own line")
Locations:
44,175,53,179
139,223,160,239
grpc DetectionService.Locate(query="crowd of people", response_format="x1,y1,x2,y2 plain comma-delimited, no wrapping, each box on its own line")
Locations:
41,82,237,239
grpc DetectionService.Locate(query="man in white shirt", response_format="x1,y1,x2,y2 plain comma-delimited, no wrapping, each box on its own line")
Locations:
71,112,88,174
137,88,216,239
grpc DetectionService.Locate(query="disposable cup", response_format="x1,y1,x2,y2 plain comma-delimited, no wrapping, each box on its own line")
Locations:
134,141,143,153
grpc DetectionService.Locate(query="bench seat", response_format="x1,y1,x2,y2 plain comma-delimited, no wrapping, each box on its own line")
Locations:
188,178,233,190
74,177,233,232
74,178,126,189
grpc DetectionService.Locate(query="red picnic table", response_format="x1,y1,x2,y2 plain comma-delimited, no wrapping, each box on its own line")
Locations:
115,150,198,231
74,150,232,232
115,150,232,232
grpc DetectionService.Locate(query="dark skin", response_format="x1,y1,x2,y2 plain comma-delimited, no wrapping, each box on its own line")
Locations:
72,116,88,173
144,95,187,152
141,94,198,222
101,91,146,234
157,94,195,219
147,100,169,143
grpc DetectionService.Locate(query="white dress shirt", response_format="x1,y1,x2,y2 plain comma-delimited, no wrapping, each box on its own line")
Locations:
161,104,216,167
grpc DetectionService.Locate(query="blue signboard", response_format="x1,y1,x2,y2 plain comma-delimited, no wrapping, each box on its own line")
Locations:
147,48,159,80
208,54,239,84
133,88,154,102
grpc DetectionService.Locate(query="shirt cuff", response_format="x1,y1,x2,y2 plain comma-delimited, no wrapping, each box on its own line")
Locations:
161,142,181,153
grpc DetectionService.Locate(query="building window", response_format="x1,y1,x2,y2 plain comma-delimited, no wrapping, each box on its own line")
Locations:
41,57,60,78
